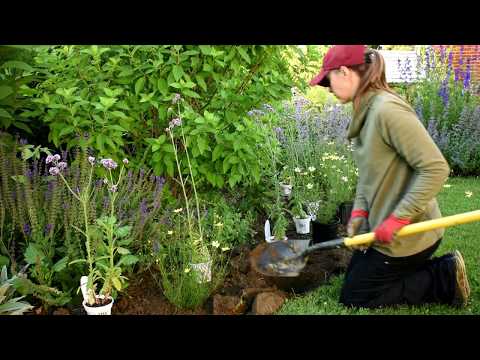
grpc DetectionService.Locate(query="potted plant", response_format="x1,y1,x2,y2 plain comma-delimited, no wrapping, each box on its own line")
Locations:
47,154,138,315
289,197,311,235
279,166,293,196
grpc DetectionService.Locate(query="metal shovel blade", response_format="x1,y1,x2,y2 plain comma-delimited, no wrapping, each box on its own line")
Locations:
250,240,309,277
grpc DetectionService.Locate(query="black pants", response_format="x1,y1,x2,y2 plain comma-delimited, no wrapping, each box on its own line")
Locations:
339,239,456,308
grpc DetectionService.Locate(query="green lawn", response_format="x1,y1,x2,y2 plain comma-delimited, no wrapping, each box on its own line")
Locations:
278,176,480,315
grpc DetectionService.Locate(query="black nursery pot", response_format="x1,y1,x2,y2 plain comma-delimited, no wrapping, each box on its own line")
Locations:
311,220,339,244
338,202,354,226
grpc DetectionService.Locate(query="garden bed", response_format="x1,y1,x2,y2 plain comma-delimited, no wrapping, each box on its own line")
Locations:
32,225,352,315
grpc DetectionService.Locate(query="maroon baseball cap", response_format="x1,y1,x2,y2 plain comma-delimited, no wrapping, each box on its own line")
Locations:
310,45,367,87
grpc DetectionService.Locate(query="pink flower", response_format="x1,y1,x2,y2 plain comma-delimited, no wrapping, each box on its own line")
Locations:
49,167,60,176
46,155,54,164
88,156,95,165
109,185,118,193
123,158,129,165
100,158,118,170
57,162,67,170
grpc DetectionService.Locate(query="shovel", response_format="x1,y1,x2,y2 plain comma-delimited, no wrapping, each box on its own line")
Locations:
251,210,480,277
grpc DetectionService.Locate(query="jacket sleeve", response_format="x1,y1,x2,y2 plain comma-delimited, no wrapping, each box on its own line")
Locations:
376,100,450,220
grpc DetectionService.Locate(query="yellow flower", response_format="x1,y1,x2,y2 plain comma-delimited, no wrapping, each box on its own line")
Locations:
167,230,173,235
211,241,220,248
174,208,183,213
465,191,473,198
306,183,313,189
184,268,191,273
443,184,452,188
221,246,230,252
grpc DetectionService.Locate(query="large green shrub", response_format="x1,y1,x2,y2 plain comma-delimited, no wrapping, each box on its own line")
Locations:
18,45,311,190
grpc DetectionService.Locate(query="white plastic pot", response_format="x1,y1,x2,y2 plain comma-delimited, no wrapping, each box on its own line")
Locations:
279,183,292,196
82,295,114,315
293,217,311,234
190,260,212,283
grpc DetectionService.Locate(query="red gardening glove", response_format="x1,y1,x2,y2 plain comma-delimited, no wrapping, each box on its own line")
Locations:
374,214,411,244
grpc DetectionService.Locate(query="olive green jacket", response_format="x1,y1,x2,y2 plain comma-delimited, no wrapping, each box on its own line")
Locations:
348,90,450,257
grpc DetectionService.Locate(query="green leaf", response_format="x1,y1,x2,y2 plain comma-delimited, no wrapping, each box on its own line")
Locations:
117,255,139,267
195,75,207,92
58,126,75,138
116,247,130,255
112,277,122,291
172,65,184,81
199,45,212,55
12,122,32,135
24,244,44,265
212,144,224,161
99,96,117,109
0,86,14,100
52,257,68,273
164,157,174,177
157,78,168,95
116,226,132,238
0,108,12,119
135,77,145,95
1,60,34,73
182,89,200,99
0,256,9,268
237,47,251,63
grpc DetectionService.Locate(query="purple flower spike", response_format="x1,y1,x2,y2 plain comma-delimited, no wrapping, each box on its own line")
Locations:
44,223,53,235
23,223,31,236
100,158,118,170
49,167,60,176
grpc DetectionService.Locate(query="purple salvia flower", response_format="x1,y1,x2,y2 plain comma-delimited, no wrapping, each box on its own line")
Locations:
463,61,471,90
139,168,145,179
44,223,53,236
19,138,28,145
139,199,148,225
23,223,31,237
95,179,103,188
26,168,34,180
103,196,109,210
49,167,60,176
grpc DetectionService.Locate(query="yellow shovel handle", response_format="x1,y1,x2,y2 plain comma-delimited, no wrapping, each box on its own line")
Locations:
344,210,480,247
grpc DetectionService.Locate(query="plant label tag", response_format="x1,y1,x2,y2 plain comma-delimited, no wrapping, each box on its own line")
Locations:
264,220,275,242
80,276,89,302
